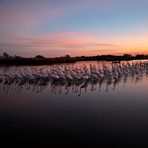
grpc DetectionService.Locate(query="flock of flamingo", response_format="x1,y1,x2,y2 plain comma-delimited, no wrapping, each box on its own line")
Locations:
0,61,148,95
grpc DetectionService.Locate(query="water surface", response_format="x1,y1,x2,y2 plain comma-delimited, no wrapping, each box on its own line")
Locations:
0,60,148,147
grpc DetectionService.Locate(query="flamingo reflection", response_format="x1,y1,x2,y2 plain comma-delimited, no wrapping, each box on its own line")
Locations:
0,61,148,95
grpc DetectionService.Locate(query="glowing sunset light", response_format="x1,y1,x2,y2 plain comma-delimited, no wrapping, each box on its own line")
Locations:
0,0,148,57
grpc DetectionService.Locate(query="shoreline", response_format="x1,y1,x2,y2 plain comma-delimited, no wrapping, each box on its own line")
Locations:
0,54,148,66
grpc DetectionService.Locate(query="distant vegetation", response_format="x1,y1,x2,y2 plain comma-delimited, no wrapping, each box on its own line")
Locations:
0,53,75,65
0,52,148,66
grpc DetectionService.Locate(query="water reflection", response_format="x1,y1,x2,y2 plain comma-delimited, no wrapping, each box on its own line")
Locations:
1,60,148,96
1,61,148,147
0,74,146,96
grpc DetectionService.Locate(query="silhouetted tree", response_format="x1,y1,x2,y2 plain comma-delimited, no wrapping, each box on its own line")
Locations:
123,54,132,57
35,55,45,59
135,54,145,58
3,52,9,58
65,55,71,58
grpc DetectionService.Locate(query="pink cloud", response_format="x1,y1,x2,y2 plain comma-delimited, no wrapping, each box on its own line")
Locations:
18,32,96,49
3,30,148,57
0,31,121,58
0,32,95,47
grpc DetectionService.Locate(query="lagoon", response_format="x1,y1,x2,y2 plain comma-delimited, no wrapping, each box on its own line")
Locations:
0,60,148,147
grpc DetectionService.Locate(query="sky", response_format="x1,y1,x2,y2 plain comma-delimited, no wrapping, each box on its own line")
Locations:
0,0,148,57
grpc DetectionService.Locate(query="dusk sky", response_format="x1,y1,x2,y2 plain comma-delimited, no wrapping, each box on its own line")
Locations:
0,0,148,57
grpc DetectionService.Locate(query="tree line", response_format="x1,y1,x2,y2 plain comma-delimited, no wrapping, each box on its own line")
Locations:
0,52,148,65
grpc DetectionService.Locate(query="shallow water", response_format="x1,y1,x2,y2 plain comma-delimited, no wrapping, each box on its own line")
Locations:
0,60,148,147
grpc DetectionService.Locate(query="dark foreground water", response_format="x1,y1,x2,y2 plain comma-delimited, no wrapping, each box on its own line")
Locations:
0,61,148,147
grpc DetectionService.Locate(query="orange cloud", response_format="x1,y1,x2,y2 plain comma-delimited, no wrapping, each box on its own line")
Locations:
0,31,148,57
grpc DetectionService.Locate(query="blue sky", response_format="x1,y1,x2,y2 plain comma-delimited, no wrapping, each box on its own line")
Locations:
0,0,148,57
